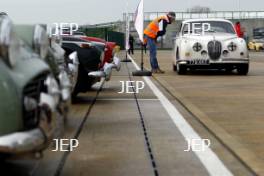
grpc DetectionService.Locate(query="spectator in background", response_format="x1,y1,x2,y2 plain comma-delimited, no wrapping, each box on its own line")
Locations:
235,22,244,38
128,34,134,55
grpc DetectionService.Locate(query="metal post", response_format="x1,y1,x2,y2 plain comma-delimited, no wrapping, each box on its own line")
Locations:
122,13,131,63
141,44,144,71
132,43,152,76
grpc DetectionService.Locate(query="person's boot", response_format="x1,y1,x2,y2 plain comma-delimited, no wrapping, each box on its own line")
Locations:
156,68,165,74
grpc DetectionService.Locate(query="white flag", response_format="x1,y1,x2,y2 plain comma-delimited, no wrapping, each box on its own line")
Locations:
134,0,144,42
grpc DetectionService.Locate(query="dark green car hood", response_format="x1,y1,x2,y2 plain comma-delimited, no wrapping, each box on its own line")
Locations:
0,48,50,136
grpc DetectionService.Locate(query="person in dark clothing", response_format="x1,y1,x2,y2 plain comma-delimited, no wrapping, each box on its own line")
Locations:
128,35,134,55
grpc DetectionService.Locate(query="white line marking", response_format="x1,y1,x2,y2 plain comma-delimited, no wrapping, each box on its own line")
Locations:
97,98,159,101
128,54,233,176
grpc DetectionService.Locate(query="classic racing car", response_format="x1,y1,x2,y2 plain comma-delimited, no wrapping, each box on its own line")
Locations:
14,24,81,137
80,36,117,66
0,14,59,158
62,36,120,97
248,38,264,51
173,19,249,75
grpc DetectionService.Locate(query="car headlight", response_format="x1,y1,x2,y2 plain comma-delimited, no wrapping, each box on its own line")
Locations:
193,42,202,52
47,25,62,46
0,15,20,67
227,42,237,52
33,25,49,59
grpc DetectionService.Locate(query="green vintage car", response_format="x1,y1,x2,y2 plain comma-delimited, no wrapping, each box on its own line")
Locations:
0,15,60,157
15,23,83,139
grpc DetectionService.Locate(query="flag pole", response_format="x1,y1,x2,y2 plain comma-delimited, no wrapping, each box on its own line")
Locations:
122,10,132,62
132,0,152,76
141,43,144,70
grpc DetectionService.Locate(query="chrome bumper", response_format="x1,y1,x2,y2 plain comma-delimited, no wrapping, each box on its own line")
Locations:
0,92,58,154
0,128,45,154
88,56,121,81
177,58,249,65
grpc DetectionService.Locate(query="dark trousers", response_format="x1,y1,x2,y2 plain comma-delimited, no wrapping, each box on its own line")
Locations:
128,43,134,55
146,36,159,69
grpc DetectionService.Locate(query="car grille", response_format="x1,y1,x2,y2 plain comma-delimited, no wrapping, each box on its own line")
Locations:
208,41,222,60
23,74,48,129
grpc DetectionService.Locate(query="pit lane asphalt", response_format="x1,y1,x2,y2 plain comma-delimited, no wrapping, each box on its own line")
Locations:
132,50,264,176
0,51,257,176
58,56,209,176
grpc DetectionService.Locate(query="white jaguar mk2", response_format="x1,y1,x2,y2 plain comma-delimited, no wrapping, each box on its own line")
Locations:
173,19,249,75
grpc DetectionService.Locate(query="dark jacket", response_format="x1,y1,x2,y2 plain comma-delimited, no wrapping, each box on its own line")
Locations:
129,35,134,44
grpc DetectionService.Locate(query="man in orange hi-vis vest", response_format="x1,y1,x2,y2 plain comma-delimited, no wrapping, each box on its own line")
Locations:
144,12,175,74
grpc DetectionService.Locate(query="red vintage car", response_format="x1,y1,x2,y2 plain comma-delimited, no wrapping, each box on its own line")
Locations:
81,36,117,66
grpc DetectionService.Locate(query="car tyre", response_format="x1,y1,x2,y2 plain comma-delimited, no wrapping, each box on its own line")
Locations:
0,154,9,161
225,67,234,73
177,64,187,75
237,64,249,75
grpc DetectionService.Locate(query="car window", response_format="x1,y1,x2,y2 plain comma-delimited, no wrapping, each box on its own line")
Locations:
182,21,236,35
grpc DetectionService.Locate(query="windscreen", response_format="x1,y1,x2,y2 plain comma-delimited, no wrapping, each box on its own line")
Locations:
182,21,236,35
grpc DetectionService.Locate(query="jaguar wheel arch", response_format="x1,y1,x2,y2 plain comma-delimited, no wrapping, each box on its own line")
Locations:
237,64,249,75
173,47,180,71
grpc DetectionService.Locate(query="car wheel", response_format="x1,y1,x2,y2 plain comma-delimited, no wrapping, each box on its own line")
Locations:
225,67,233,73
0,154,9,161
177,64,187,75
71,65,92,99
71,89,79,100
237,64,249,75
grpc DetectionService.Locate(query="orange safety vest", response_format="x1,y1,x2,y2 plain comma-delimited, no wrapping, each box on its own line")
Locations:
144,15,170,39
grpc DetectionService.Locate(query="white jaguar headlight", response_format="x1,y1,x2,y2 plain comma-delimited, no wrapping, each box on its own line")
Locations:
193,42,202,52
0,15,20,67
228,42,237,52
33,25,49,59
